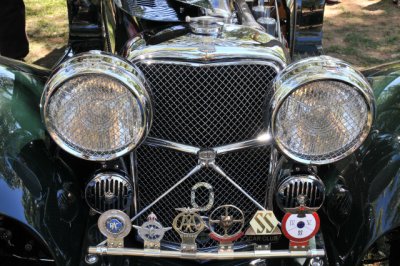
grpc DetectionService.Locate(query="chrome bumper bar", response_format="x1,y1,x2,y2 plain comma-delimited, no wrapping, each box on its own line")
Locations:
88,247,325,259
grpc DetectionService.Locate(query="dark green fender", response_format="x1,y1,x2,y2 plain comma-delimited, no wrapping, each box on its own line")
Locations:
321,61,400,265
0,56,87,265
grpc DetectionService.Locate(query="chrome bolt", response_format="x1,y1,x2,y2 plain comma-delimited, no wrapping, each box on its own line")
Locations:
85,254,98,265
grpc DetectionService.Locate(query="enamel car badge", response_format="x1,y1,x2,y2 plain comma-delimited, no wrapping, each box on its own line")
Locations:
209,205,245,252
133,212,171,250
245,210,281,243
282,195,321,250
173,208,205,253
191,182,214,212
98,210,132,248
282,212,320,250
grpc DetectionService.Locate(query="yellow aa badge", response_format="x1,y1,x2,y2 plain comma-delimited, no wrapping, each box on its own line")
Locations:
245,210,281,236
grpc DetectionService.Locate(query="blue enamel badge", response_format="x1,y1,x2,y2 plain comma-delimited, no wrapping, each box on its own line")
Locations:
106,217,124,234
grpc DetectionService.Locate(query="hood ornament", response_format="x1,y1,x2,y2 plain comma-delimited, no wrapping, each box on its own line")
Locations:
186,16,224,36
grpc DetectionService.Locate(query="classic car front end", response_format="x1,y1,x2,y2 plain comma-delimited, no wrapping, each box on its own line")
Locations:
1,0,400,265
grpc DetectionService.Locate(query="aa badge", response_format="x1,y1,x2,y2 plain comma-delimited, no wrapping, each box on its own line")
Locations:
245,210,281,243
173,208,205,253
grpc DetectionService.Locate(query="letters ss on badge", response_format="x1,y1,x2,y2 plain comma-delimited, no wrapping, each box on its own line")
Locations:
245,210,281,243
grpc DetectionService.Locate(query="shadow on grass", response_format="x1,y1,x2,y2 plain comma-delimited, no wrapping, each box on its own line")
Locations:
33,46,66,69
323,0,400,67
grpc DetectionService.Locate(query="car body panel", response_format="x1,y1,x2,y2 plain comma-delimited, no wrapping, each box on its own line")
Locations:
0,56,87,265
320,61,400,265
1,0,400,263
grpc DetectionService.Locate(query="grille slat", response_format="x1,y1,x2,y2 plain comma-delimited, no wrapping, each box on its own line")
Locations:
135,62,277,249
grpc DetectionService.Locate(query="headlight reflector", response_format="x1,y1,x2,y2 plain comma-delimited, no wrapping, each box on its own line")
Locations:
42,52,152,161
271,56,374,164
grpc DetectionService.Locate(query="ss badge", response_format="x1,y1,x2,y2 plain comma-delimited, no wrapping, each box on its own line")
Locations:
245,210,281,243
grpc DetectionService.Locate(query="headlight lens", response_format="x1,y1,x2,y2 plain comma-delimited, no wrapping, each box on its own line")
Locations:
271,56,375,164
42,52,152,161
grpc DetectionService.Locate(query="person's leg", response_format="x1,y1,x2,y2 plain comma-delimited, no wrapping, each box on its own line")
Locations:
0,0,29,59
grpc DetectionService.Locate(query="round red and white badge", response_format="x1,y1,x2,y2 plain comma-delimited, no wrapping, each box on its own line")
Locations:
281,212,320,243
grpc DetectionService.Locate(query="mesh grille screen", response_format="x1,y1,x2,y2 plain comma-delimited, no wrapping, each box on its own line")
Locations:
137,63,277,147
135,62,277,248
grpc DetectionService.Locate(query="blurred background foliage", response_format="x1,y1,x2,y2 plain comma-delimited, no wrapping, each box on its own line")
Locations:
24,0,400,68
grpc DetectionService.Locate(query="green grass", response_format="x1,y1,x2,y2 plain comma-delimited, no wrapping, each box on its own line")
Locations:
343,32,379,49
323,0,400,68
25,0,68,66
24,0,400,68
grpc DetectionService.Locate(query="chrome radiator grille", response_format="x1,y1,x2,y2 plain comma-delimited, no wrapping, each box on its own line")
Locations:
135,62,278,248
136,62,277,147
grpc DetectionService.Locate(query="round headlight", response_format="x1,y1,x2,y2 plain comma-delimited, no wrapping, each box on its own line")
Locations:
271,56,375,165
42,51,152,161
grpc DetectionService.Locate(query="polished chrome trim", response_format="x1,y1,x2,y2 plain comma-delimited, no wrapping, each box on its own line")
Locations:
185,16,225,35
130,152,138,215
276,175,325,211
271,56,376,165
41,51,153,161
144,134,272,155
209,162,267,212
235,0,265,32
273,0,283,42
85,172,133,214
130,165,203,223
88,246,325,259
135,59,282,75
268,147,279,176
206,0,233,19
126,26,288,68
145,137,201,155
213,132,272,155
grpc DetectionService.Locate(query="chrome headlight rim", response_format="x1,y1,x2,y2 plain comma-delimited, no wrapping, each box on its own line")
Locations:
41,51,152,161
270,56,375,165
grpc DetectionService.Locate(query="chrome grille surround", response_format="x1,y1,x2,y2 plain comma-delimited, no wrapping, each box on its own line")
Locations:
133,60,279,249
136,61,279,147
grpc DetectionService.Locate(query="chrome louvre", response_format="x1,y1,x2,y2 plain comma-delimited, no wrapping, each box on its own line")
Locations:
85,173,133,213
276,175,325,211
135,61,278,248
